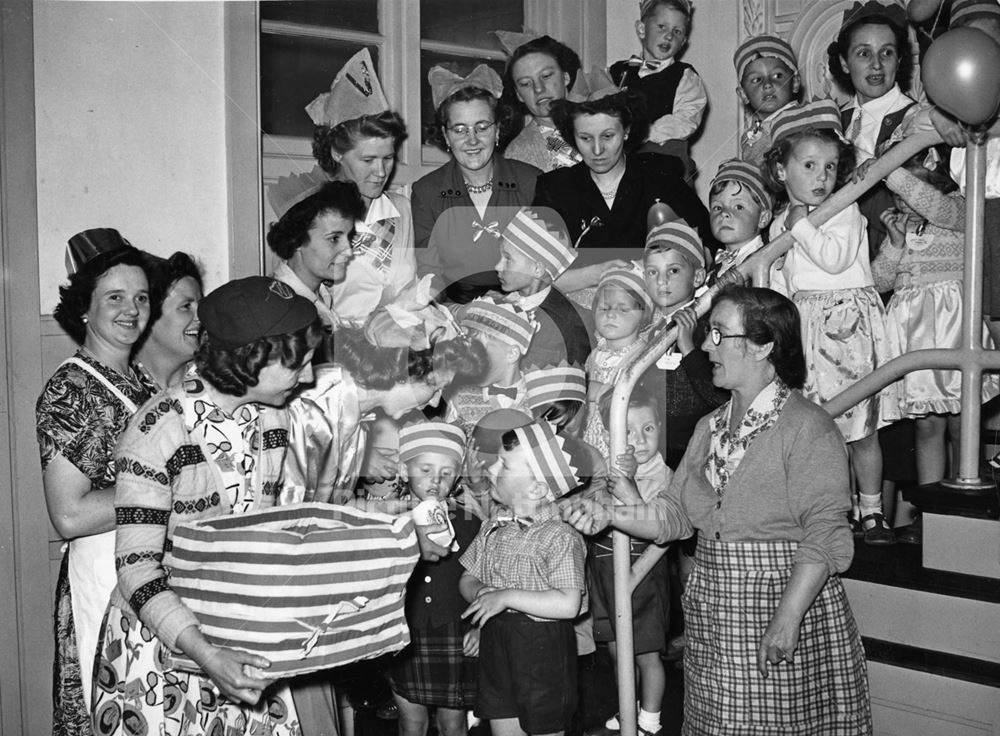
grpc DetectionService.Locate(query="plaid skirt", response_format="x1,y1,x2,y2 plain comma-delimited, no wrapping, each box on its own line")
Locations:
387,621,478,709
681,538,872,736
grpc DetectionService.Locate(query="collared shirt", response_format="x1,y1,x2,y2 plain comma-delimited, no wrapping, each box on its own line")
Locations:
332,190,416,326
460,503,587,621
848,85,912,160
272,260,340,330
506,285,550,312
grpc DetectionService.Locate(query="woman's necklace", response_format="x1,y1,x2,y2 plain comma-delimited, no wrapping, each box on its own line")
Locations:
591,164,626,204
465,178,493,194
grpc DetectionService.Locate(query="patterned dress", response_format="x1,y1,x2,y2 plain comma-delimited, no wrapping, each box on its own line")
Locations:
36,349,154,736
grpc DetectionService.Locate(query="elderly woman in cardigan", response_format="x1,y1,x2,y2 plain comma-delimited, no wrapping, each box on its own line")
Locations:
563,286,872,735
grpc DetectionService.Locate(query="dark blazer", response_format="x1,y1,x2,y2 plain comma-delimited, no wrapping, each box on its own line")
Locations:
412,156,541,304
524,287,595,370
840,103,916,256
532,152,716,267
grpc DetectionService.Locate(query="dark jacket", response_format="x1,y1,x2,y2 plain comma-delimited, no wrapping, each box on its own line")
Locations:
412,156,541,304
524,287,595,369
532,152,716,267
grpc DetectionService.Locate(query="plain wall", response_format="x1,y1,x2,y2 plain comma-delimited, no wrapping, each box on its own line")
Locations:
33,0,230,311
606,0,739,199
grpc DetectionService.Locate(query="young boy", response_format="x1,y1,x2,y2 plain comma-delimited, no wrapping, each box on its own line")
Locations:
593,390,672,736
446,297,538,434
638,221,728,468
733,34,801,165
494,207,594,369
389,420,483,735
706,158,774,286
459,421,587,736
608,0,707,177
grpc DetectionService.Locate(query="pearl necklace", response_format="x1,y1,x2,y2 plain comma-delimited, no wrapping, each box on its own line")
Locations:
465,178,493,194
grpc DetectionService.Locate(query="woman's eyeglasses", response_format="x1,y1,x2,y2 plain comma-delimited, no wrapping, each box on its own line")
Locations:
709,327,749,346
447,121,496,138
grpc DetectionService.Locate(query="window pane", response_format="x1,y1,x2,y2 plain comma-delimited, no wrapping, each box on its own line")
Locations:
420,0,522,51
419,53,506,148
261,36,378,138
260,0,378,34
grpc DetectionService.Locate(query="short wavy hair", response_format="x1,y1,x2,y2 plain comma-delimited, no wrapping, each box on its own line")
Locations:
312,111,408,178
141,251,203,329
827,14,913,95
266,181,366,260
430,85,519,154
498,35,582,150
330,328,488,391
761,128,856,205
712,284,806,389
195,319,324,397
551,90,649,157
54,246,149,345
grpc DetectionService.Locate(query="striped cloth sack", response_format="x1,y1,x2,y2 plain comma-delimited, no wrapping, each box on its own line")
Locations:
163,502,420,677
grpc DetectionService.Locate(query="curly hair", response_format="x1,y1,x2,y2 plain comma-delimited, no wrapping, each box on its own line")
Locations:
429,85,519,154
54,246,149,345
761,128,856,204
550,90,650,157
266,181,366,260
312,111,408,178
140,251,203,329
498,35,582,150
330,327,488,391
826,15,913,95
712,284,806,389
195,319,324,397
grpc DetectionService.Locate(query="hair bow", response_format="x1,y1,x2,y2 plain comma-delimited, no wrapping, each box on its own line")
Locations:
429,64,504,110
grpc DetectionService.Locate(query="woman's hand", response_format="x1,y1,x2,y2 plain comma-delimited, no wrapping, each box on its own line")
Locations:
362,445,397,482
199,644,276,704
850,159,876,184
560,497,612,536
930,107,967,148
756,614,802,678
462,627,481,657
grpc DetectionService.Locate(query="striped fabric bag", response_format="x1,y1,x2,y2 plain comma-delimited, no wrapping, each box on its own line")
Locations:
163,502,420,677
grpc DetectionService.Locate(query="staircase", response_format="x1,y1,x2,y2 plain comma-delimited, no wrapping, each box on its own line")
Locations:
842,480,1000,735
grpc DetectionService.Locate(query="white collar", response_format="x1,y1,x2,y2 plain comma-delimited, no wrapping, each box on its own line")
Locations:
360,192,399,228
514,286,551,311
854,84,907,119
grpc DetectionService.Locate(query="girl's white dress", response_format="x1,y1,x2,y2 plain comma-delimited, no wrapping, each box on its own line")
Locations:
770,203,889,442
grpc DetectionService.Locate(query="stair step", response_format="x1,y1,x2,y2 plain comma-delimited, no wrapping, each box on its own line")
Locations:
901,479,999,520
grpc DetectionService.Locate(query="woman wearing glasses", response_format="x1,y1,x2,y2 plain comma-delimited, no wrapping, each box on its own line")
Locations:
412,65,542,304
563,285,872,735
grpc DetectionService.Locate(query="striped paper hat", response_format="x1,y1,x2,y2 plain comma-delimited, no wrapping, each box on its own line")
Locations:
461,296,538,354
733,34,798,80
523,363,587,411
644,221,707,268
710,158,774,211
513,421,580,497
769,98,843,145
597,263,655,311
502,207,578,280
951,0,1000,26
398,421,467,464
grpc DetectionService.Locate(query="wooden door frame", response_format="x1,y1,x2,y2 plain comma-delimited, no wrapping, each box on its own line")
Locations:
1,1,53,733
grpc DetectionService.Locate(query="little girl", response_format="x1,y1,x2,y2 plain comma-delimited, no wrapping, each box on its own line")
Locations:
763,99,894,545
387,419,481,736
583,265,654,459
872,150,998,530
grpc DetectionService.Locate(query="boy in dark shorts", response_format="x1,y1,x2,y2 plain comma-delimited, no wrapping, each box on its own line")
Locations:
459,421,588,736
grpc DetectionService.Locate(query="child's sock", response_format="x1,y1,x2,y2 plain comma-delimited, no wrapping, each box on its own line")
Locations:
858,492,882,519
638,708,661,734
